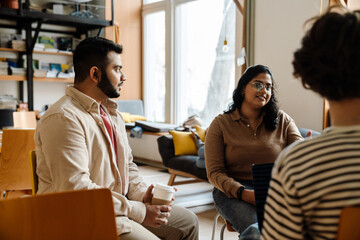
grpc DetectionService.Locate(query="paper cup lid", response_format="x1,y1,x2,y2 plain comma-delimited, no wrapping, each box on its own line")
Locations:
155,183,175,193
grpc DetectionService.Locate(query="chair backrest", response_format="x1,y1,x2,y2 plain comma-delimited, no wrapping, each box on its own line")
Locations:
29,150,38,195
0,189,118,240
12,111,37,128
337,206,360,240
0,128,36,192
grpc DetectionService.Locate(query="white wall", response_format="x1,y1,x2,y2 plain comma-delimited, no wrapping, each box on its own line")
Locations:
253,0,328,132
0,80,67,111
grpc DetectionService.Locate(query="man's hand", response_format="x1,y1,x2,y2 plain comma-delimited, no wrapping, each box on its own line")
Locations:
241,189,256,206
142,204,171,228
143,184,154,204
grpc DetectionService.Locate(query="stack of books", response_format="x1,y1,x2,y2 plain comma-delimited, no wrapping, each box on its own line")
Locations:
0,61,8,75
11,40,26,50
10,66,26,76
34,69,47,77
34,43,45,51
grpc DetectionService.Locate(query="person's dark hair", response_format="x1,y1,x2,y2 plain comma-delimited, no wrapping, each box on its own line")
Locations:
293,6,360,101
73,37,123,84
226,64,279,130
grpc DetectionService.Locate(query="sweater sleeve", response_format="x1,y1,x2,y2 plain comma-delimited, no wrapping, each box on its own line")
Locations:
281,111,303,146
205,117,243,198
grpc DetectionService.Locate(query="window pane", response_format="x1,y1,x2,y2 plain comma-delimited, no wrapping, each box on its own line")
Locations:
143,11,166,122
143,0,163,4
175,0,235,127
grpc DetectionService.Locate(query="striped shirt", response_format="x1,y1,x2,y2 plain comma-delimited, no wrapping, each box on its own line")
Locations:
261,125,360,240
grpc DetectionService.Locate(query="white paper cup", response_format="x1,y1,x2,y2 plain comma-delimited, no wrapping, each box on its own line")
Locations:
151,183,175,205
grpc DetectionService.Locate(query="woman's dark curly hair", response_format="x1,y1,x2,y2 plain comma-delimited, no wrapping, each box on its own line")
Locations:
225,64,279,131
293,6,360,101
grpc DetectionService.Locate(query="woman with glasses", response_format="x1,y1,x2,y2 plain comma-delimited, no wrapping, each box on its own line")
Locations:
205,64,303,240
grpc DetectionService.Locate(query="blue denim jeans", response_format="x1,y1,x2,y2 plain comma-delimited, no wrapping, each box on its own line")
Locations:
196,145,205,169
212,181,260,240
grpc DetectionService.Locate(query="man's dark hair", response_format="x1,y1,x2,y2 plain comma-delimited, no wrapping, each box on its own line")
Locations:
73,37,123,83
226,64,279,131
293,6,360,101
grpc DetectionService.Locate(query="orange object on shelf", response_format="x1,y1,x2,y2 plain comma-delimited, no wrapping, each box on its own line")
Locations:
0,0,19,9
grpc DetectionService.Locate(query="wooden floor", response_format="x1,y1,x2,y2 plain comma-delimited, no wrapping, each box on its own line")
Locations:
138,165,238,240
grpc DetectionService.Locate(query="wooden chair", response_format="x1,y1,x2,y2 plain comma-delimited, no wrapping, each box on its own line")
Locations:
0,128,36,199
337,206,360,240
29,150,38,195
0,189,118,240
13,111,37,128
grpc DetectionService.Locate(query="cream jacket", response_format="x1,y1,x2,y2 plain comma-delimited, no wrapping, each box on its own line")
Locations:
35,86,148,235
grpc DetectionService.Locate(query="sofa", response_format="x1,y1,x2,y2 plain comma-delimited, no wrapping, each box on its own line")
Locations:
157,127,320,186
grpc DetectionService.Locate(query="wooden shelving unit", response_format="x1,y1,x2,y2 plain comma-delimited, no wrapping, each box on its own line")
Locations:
0,47,74,83
0,0,114,110
0,47,73,56
0,75,73,83
0,75,25,81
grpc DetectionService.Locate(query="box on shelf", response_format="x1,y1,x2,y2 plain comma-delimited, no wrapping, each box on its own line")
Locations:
38,36,55,49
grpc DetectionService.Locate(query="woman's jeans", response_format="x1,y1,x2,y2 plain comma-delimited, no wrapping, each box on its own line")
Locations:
212,180,260,240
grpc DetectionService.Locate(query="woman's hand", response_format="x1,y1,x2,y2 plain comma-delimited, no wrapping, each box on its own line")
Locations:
241,189,256,206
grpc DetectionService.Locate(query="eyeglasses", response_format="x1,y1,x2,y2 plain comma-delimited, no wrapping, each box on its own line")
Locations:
251,82,273,93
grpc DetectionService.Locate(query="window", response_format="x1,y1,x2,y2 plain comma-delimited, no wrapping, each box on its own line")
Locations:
143,0,236,127
143,10,166,122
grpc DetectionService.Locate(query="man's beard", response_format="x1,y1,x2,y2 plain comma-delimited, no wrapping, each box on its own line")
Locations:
97,69,120,98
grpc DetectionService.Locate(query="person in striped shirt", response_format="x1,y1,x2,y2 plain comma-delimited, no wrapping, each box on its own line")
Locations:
261,5,360,240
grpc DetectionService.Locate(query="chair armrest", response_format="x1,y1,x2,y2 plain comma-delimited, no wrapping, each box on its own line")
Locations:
157,135,175,167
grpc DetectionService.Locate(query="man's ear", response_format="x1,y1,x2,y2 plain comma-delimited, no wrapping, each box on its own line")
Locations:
89,66,101,83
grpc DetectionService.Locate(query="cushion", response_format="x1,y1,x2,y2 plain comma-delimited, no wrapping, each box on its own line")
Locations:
120,112,146,123
169,130,198,156
129,114,146,122
195,125,206,142
120,112,131,123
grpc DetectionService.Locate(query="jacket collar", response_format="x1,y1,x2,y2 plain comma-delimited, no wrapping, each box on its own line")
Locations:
65,86,118,115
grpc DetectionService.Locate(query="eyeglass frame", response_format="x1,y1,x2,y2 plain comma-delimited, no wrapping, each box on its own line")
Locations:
250,81,273,93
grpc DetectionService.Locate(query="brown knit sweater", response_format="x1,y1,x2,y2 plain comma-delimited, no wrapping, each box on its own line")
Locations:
205,109,303,198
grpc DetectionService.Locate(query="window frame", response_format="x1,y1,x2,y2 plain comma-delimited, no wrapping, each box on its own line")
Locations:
142,0,243,124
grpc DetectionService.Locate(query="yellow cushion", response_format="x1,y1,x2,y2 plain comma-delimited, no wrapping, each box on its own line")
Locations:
120,112,131,123
195,125,206,142
120,112,146,123
129,115,147,122
169,130,198,156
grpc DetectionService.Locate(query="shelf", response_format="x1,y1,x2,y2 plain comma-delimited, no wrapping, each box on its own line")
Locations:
33,51,73,56
0,7,112,34
0,47,73,56
34,77,73,83
0,75,73,83
0,1,113,111
0,47,25,52
0,75,25,81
